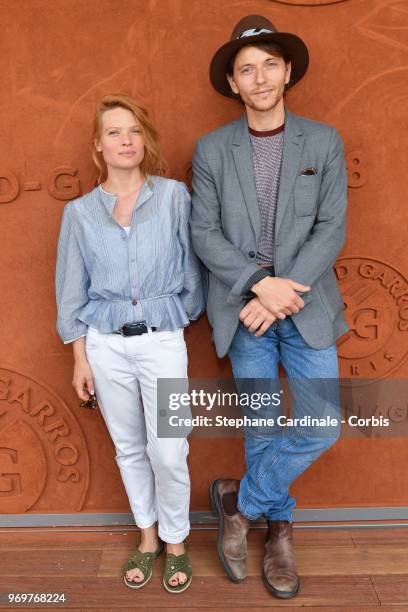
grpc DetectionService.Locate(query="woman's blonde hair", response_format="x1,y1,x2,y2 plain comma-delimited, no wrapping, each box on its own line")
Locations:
92,94,163,183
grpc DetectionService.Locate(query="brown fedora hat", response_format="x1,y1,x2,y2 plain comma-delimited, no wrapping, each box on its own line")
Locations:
210,15,309,98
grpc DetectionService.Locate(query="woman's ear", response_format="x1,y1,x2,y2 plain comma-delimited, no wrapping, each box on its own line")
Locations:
94,139,102,153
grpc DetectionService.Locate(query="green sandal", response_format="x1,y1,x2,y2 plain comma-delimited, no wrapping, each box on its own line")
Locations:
163,542,193,594
123,540,164,589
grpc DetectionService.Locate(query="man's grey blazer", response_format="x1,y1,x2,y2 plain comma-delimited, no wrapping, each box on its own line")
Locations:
190,109,349,358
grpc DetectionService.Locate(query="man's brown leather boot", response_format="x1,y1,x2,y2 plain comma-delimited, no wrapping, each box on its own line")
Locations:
209,479,251,582
262,520,300,598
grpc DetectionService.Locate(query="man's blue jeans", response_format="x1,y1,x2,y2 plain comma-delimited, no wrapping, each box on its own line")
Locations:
228,317,340,523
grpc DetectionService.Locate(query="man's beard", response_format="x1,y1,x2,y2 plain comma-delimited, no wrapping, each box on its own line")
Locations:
245,84,285,113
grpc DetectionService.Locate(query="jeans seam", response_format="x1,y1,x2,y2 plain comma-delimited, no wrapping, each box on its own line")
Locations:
279,333,299,380
239,432,300,517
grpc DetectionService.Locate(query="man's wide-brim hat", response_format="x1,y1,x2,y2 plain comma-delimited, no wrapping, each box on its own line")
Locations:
210,15,309,98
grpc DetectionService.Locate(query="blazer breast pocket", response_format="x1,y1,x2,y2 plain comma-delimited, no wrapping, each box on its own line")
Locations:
293,174,320,217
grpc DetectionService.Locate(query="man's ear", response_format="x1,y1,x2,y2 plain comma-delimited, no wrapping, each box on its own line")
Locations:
226,73,239,95
285,60,292,85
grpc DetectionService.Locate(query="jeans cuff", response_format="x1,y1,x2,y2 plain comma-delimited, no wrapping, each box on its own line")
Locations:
264,512,293,523
237,499,259,522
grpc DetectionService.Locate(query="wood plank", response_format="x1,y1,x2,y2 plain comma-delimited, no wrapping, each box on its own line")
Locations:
0,529,407,608
0,609,385,612
349,528,408,546
0,527,354,552
1,537,404,580
98,544,408,578
0,576,380,608
0,549,102,577
0,527,354,548
371,575,408,605
294,545,408,576
247,527,355,547
0,530,139,549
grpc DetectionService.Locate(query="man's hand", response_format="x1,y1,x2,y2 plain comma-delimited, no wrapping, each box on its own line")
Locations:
251,277,311,319
239,297,277,336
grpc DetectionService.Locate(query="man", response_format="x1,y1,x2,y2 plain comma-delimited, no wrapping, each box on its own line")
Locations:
190,15,349,599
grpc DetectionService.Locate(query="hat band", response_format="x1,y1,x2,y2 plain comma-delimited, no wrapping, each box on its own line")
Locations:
238,27,274,39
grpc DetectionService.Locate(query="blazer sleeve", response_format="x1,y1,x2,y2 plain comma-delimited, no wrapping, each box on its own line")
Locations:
176,182,206,320
280,128,348,293
55,203,90,343
190,139,261,305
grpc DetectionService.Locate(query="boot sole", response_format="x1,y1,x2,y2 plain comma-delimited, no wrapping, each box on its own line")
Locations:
209,479,245,584
262,571,300,599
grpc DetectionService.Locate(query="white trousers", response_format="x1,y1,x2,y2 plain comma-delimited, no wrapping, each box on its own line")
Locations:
85,326,190,543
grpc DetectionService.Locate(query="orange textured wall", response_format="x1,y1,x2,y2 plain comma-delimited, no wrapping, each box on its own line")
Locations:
0,0,407,517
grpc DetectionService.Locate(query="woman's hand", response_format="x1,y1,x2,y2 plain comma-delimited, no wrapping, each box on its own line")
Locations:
72,337,94,401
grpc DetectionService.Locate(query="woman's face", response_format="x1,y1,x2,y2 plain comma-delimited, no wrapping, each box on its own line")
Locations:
95,107,145,173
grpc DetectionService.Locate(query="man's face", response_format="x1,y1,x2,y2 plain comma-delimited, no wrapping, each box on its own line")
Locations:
227,46,291,113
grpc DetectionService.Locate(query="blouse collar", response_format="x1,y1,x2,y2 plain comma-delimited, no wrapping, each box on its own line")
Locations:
97,178,153,216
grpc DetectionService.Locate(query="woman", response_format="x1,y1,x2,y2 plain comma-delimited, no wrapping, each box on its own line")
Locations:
56,94,204,593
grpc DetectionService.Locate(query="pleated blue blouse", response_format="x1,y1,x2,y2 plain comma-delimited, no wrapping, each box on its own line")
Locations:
56,177,205,343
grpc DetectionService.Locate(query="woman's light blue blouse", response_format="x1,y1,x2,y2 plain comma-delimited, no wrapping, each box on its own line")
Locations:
56,177,205,343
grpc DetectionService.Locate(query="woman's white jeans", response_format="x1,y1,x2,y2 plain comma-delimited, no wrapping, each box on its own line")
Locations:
85,326,190,544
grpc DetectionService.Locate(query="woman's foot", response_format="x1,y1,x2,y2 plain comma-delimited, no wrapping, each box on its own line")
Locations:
163,541,192,593
166,542,187,586
126,525,159,584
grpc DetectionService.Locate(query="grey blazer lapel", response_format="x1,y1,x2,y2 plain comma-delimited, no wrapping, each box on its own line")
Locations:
275,110,305,237
231,115,261,239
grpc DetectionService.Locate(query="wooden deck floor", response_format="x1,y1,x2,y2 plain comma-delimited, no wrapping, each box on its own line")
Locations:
0,525,408,610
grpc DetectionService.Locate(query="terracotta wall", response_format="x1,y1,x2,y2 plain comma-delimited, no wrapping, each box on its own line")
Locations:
0,0,407,517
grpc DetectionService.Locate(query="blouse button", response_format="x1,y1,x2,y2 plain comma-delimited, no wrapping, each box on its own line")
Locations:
132,299,138,306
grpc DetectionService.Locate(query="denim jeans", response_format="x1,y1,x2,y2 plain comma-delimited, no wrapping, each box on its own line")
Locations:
228,317,340,522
